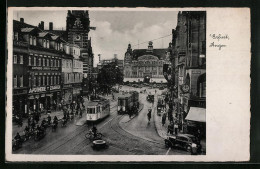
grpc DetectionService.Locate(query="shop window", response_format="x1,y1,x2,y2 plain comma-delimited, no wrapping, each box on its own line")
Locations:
20,55,23,64
13,55,17,64
28,56,32,66
13,75,17,88
20,75,23,87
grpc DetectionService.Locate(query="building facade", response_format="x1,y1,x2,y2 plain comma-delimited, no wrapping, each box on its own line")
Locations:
13,19,64,115
124,42,170,83
13,17,85,116
170,11,206,137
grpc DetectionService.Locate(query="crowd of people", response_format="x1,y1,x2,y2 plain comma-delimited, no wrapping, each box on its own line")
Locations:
12,95,86,150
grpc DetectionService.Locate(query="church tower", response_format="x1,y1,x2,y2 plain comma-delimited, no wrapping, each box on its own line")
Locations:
66,10,93,76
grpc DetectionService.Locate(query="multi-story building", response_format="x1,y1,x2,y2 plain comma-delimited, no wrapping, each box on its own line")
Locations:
124,42,170,83
13,17,85,115
13,19,63,115
171,11,206,137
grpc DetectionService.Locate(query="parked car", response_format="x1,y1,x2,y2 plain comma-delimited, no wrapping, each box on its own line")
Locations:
164,134,202,155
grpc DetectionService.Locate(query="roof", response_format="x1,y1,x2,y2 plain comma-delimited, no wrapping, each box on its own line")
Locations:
132,48,167,60
13,20,35,32
185,107,206,123
46,30,68,41
38,32,49,37
21,27,35,33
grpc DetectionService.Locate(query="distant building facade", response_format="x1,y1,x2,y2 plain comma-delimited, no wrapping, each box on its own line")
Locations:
124,42,170,83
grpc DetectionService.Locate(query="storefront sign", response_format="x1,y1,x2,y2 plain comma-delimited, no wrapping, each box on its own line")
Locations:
63,84,72,88
46,85,61,91
50,85,60,91
30,66,60,71
28,87,46,94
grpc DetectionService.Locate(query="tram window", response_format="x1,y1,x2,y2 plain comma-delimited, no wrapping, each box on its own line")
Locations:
119,99,126,106
87,108,95,114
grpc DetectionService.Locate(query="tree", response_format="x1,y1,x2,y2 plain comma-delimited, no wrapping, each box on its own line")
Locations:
97,61,124,94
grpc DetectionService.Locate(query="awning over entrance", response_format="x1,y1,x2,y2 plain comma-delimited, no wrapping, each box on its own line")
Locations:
185,107,206,123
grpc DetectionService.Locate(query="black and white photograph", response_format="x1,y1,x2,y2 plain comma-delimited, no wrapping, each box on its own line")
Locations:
9,9,206,156
6,7,251,162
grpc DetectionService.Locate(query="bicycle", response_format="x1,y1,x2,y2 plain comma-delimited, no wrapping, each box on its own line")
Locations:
85,131,103,140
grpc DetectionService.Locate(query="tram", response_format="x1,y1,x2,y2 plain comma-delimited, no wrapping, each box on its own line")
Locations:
86,98,110,122
117,91,139,115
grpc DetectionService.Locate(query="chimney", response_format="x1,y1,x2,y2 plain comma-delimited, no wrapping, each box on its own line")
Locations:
39,21,44,30
20,18,24,23
49,22,53,31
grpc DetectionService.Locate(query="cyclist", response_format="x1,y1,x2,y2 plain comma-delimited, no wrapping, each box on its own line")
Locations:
147,108,152,122
92,125,97,138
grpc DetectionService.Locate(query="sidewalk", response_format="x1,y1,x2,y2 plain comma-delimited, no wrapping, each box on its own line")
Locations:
153,95,206,153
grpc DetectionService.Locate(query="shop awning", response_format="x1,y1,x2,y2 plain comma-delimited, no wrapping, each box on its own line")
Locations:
185,107,206,123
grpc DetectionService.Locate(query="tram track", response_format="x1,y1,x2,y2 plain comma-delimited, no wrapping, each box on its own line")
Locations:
101,114,167,155
29,100,118,154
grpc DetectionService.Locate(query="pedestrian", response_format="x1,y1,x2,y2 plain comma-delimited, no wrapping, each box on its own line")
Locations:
162,112,166,126
167,122,174,135
197,129,201,143
174,122,178,135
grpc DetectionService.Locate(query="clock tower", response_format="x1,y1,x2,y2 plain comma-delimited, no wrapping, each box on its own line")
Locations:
66,10,94,76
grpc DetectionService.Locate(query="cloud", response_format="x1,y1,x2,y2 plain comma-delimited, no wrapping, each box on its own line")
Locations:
90,20,176,66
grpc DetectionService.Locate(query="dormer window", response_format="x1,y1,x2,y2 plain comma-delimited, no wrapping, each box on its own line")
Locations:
43,39,46,48
47,40,49,48
29,35,33,45
33,36,36,46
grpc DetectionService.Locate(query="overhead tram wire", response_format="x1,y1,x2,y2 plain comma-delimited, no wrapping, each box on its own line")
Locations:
111,33,173,54
131,34,172,48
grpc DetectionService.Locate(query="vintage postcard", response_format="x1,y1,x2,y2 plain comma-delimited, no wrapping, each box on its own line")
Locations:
6,7,250,162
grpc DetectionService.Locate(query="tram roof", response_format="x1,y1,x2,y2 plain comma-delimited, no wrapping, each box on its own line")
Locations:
118,93,132,99
87,99,109,106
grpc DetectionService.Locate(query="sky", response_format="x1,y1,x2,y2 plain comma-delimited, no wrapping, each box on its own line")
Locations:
13,9,178,66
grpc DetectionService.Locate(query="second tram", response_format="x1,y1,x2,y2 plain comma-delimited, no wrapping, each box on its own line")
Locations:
117,91,139,115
